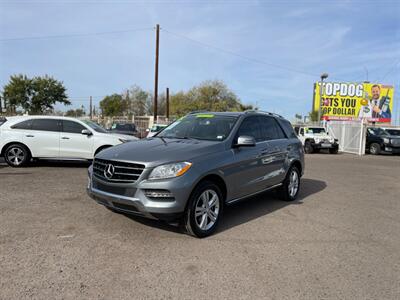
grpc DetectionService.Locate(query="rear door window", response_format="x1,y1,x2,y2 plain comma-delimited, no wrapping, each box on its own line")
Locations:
258,116,286,141
31,119,61,132
278,119,297,138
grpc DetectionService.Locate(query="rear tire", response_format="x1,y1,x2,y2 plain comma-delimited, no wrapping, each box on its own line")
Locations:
4,144,31,167
369,143,381,155
304,141,313,154
278,166,301,202
184,181,223,238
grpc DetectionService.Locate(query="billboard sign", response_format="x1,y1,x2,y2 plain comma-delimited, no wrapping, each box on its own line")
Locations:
313,82,394,123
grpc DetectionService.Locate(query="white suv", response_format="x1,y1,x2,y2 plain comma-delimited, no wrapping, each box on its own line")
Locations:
0,116,138,167
294,125,339,154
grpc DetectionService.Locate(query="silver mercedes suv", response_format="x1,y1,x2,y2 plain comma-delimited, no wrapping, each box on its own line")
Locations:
87,111,304,237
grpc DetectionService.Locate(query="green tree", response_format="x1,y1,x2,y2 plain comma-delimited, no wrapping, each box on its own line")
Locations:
2,74,70,114
124,85,151,117
100,94,126,117
308,110,319,122
65,108,86,117
169,80,251,117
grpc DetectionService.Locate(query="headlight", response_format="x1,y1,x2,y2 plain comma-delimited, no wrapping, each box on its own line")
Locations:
119,138,129,143
148,162,192,180
383,138,390,144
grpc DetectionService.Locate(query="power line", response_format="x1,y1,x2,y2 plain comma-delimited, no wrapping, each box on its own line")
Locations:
162,28,344,80
0,27,153,42
0,0,395,4
374,60,400,83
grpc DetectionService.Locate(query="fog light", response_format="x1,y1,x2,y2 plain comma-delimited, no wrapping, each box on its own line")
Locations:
144,189,174,200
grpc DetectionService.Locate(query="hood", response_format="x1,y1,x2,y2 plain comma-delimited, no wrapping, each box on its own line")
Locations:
304,133,331,138
386,135,400,139
96,137,224,167
97,132,138,141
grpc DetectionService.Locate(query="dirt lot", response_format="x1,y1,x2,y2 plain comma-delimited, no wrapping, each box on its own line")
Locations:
0,154,399,299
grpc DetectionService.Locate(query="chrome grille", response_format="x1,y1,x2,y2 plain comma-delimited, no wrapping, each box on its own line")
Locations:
391,139,400,147
93,158,145,183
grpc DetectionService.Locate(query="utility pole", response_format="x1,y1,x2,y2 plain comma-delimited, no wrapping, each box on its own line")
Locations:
166,87,169,119
89,96,93,120
153,24,160,121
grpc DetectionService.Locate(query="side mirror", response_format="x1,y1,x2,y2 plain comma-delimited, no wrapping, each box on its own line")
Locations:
234,135,256,147
146,128,150,132
81,129,92,136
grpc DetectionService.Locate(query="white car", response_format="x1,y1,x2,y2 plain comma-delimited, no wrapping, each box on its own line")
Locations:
0,116,138,167
146,124,168,138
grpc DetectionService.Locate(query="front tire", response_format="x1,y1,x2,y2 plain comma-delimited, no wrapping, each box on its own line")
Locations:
184,181,223,238
278,166,301,201
4,144,31,167
369,143,381,155
304,141,313,154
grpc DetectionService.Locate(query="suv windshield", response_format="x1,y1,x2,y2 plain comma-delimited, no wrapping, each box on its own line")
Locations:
385,129,400,136
157,114,238,141
306,127,326,134
150,124,167,132
82,120,108,133
368,127,388,136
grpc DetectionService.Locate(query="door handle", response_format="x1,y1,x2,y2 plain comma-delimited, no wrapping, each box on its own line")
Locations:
25,135,34,137
61,137,70,140
257,148,269,157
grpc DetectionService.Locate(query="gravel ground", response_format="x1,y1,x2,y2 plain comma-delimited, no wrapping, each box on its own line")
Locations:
0,154,399,299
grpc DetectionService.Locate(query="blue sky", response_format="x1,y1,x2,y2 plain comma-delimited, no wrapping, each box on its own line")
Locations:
1,0,399,121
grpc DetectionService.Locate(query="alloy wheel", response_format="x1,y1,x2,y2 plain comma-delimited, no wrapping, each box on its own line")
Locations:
288,169,299,197
194,189,220,231
7,147,25,166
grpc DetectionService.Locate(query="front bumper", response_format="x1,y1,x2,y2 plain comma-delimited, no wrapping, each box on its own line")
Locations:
86,166,193,221
311,141,339,150
383,145,400,154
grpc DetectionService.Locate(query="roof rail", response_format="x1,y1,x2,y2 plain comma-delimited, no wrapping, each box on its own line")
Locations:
188,110,209,114
244,109,284,119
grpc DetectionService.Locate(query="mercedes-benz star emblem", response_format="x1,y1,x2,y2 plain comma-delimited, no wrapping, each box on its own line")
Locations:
104,164,115,179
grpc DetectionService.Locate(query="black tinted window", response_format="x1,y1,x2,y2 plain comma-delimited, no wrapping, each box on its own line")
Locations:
11,119,34,130
32,119,61,132
258,116,286,140
278,119,297,138
237,116,263,142
115,124,135,131
63,120,86,134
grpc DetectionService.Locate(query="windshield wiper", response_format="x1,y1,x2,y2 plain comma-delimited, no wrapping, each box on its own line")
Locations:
175,136,197,140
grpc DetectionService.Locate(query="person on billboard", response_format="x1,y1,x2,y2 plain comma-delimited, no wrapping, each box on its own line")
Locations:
359,84,391,119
